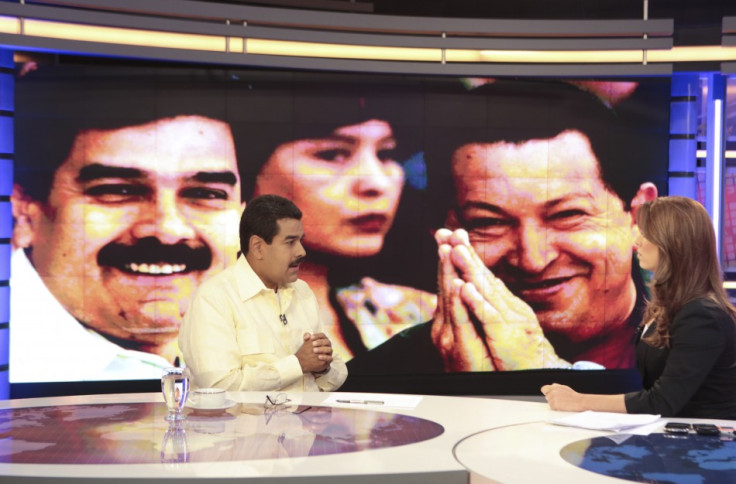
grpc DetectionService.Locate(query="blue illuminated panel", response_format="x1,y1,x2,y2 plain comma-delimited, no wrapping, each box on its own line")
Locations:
0,47,13,399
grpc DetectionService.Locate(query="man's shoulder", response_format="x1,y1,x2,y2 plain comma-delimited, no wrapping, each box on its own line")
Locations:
195,262,240,296
291,278,314,296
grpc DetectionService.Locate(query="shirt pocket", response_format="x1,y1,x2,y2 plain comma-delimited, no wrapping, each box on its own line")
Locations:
236,328,275,356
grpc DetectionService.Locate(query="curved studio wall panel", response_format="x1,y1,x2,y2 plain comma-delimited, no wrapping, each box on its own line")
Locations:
0,0,674,77
1,0,731,398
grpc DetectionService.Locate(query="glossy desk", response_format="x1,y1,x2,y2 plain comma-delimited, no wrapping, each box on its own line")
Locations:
0,392,732,483
456,420,736,484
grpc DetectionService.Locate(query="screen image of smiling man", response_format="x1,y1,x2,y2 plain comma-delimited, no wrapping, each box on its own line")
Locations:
347,79,666,376
9,113,243,383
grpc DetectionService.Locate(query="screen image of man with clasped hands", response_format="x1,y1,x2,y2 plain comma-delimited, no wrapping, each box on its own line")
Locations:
348,79,668,375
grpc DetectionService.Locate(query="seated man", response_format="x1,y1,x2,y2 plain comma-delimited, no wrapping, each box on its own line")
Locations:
180,195,348,391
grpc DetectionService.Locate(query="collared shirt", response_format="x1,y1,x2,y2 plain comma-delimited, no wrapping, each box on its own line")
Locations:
9,249,172,382
179,255,347,392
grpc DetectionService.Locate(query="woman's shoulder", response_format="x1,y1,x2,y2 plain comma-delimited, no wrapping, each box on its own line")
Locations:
674,297,735,331
679,296,728,313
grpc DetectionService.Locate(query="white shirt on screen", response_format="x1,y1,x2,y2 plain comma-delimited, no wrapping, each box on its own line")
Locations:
9,249,171,383
179,255,348,392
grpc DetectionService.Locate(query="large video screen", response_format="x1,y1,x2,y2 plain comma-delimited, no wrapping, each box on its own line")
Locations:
9,60,670,385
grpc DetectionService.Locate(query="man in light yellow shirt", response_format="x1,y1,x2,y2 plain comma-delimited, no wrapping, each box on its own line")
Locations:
180,195,347,392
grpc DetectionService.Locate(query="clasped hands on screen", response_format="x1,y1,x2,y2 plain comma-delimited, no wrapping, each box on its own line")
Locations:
430,228,571,371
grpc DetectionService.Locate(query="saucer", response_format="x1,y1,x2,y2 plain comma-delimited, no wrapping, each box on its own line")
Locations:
185,398,236,415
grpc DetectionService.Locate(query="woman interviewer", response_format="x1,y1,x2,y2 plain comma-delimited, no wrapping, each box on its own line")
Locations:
542,196,736,419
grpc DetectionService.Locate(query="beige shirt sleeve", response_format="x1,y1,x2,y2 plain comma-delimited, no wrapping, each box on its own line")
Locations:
313,357,348,391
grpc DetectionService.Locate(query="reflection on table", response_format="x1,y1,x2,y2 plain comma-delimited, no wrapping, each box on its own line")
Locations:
560,432,736,484
0,401,443,465
454,420,736,484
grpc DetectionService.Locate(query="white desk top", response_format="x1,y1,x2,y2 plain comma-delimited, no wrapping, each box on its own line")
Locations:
0,392,729,484
455,417,736,484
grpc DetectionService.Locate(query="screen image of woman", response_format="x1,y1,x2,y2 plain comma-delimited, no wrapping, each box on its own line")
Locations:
235,82,436,361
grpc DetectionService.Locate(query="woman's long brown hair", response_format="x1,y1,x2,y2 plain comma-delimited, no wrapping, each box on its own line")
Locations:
638,196,736,348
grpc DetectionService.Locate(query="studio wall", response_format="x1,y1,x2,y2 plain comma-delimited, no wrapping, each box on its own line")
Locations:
8,60,671,395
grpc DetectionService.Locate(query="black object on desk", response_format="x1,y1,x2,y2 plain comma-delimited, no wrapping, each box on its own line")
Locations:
663,422,691,434
693,423,721,436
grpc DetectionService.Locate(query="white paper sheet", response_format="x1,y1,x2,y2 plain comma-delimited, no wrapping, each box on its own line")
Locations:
550,411,661,432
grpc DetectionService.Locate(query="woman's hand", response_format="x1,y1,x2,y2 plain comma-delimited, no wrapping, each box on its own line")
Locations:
541,383,586,412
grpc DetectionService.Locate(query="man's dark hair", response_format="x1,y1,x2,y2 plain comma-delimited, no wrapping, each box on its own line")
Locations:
240,194,303,255
14,63,237,203
424,78,668,226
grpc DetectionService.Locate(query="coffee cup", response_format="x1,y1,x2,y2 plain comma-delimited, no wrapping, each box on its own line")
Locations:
189,387,226,408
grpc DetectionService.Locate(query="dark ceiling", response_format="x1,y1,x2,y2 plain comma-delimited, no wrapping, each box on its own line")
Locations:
208,0,736,46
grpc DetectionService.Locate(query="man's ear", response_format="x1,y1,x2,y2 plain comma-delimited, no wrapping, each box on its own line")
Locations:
629,182,658,223
11,184,42,249
248,235,264,259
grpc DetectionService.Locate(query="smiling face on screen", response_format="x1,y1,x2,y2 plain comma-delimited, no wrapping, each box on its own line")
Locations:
451,130,637,342
16,116,242,348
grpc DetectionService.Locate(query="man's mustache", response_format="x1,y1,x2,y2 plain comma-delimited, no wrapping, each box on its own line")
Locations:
97,237,212,273
290,256,306,267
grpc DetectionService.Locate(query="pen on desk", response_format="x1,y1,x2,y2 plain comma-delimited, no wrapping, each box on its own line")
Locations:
336,399,384,405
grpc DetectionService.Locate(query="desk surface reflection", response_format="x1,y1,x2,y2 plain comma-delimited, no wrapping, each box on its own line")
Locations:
0,401,443,465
